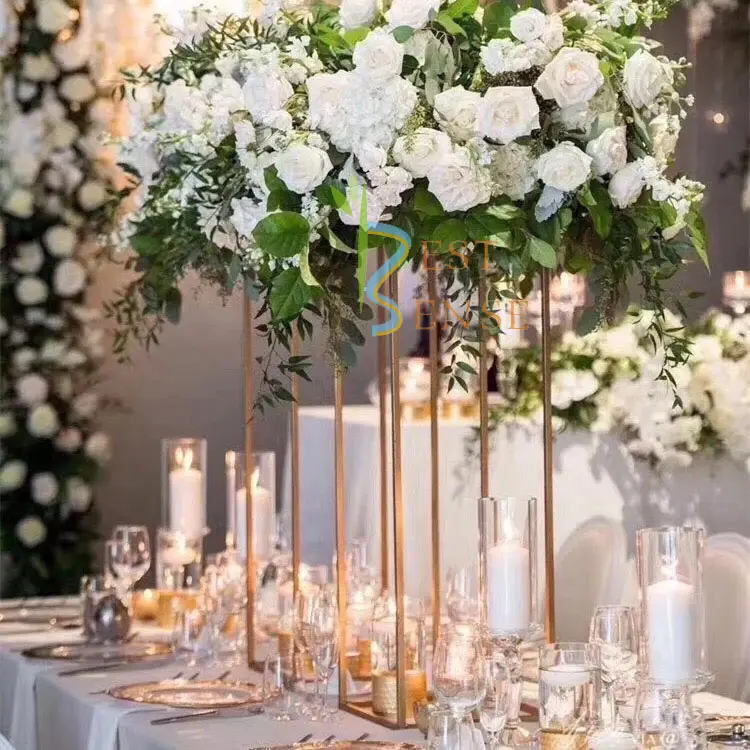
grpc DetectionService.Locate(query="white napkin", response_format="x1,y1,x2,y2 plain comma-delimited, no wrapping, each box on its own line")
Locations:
86,700,157,750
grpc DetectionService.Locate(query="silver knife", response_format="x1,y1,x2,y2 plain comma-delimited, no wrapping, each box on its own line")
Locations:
58,660,130,677
151,706,263,725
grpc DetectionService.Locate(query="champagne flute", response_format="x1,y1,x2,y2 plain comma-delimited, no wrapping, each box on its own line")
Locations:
589,605,638,731
293,589,322,720
308,595,339,721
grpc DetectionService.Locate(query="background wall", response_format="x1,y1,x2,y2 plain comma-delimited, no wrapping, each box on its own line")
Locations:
91,10,749,576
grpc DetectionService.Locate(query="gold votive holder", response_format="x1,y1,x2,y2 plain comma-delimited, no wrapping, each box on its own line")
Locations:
348,638,372,680
537,730,589,750
278,631,314,678
157,590,199,629
371,669,427,722
132,589,159,621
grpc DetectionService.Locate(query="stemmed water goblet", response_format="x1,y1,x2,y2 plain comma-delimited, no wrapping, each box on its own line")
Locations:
109,525,151,604
433,622,487,746
589,605,638,736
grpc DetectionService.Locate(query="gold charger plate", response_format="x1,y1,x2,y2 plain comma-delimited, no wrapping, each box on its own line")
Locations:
22,641,173,663
109,679,266,709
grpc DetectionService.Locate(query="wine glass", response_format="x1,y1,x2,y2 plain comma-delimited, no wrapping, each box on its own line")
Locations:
308,593,339,721
589,605,638,731
293,589,323,720
433,623,487,724
480,656,511,749
109,526,151,601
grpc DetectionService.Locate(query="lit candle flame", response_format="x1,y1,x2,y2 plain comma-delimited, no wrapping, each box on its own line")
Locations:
175,446,193,470
737,270,747,291
225,451,236,470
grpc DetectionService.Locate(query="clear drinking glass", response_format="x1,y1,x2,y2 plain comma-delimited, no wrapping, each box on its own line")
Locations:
428,707,481,750
479,656,511,748
589,605,638,730
110,526,151,601
433,623,487,720
633,678,694,748
263,653,300,721
293,588,322,720
538,642,601,738
308,593,339,721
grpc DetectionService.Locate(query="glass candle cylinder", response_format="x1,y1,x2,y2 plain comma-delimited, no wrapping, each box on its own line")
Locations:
155,528,203,591
636,527,708,687
228,451,276,563
161,438,207,539
478,496,539,639
722,270,750,315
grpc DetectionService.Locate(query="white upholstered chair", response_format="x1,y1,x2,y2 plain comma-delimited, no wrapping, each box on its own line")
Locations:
0,733,16,750
554,516,628,641
703,533,750,701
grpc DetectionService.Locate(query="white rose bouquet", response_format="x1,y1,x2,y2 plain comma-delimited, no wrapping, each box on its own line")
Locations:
113,0,707,404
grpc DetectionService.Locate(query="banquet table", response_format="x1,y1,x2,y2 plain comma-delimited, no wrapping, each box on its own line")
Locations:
283,406,750,599
3,607,750,750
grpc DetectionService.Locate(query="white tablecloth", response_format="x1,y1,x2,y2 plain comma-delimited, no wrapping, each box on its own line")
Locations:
283,406,750,598
0,627,423,750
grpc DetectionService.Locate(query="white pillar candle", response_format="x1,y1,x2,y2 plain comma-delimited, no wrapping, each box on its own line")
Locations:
487,539,531,633
646,577,697,683
236,471,274,561
168,448,204,538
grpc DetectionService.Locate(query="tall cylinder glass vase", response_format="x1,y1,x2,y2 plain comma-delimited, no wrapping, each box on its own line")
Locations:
478,496,542,748
636,526,711,690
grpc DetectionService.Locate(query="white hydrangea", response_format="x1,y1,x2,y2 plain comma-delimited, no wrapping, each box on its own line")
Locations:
66,477,93,512
16,516,47,547
481,38,551,75
85,432,112,463
489,143,537,201
16,373,49,406
31,473,59,505
28,404,60,438
0,460,27,491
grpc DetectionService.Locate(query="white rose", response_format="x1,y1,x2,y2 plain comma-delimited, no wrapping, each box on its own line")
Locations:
541,14,564,51
427,146,492,212
56,427,82,452
386,0,441,29
340,0,379,28
66,477,92,512
53,259,87,297
510,8,547,42
535,142,592,191
392,127,452,178
0,460,27,491
352,30,403,83
609,161,646,208
13,348,37,371
623,50,672,109
275,144,332,194
338,185,384,226
433,86,481,142
21,53,58,81
28,404,60,438
85,432,111,463
59,74,96,103
586,125,627,176
44,225,76,257
0,413,16,438
5,189,35,218
11,153,41,186
78,181,108,211
16,373,49,406
37,0,72,32
32,473,58,505
480,38,550,75
50,120,78,149
11,242,44,274
478,86,540,145
535,47,604,108
16,516,47,547
16,277,48,306
53,34,89,70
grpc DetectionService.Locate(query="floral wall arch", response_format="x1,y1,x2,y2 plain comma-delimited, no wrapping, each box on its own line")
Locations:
0,0,118,596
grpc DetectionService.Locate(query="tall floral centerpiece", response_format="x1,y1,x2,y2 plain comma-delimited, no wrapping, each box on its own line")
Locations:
1,1,115,595
112,0,708,404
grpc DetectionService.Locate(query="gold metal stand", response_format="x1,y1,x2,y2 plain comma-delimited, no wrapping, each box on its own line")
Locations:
540,270,556,642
